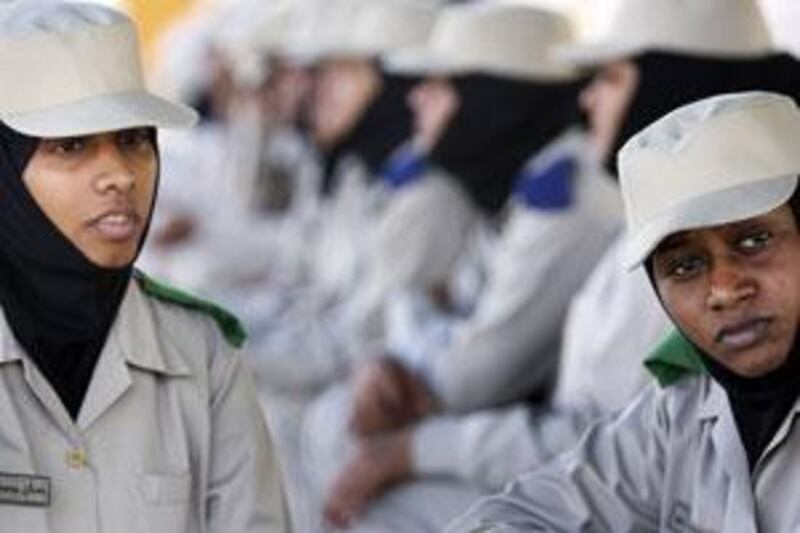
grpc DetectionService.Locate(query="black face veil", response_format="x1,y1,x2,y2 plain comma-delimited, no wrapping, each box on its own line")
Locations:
0,123,158,418
430,74,585,215
321,71,417,194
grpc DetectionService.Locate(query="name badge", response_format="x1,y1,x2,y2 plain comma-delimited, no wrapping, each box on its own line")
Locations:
0,473,50,507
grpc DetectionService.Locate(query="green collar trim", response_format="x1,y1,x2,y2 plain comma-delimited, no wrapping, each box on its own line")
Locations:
644,329,706,387
134,270,247,349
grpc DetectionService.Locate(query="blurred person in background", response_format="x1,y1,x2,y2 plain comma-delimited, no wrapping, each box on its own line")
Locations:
139,0,320,299
136,0,278,292
300,3,622,529
235,2,450,530
453,90,800,533
0,2,289,531
245,0,449,394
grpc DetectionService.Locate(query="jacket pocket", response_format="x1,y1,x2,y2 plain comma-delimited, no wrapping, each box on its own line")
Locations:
138,472,192,505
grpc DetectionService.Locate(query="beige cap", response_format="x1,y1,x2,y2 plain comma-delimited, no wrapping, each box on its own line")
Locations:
279,0,440,64
211,0,295,85
559,0,773,66
619,92,800,269
385,1,577,82
0,2,197,138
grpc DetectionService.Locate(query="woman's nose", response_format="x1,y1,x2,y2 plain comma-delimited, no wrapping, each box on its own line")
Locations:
93,142,135,194
707,259,756,311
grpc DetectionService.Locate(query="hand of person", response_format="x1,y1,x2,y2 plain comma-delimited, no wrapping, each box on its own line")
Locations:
324,430,413,529
349,357,436,438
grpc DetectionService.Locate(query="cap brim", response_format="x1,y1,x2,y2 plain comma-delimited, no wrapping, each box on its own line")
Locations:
383,45,468,77
2,90,198,138
623,174,799,270
555,41,638,68
556,41,776,68
384,46,576,81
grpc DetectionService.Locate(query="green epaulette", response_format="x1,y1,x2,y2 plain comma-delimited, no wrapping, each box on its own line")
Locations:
644,329,706,387
134,270,247,348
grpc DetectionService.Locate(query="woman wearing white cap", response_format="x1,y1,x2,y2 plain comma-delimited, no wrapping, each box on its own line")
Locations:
0,3,289,531
440,2,800,530
307,0,800,529
453,91,800,532
300,2,623,529
550,0,800,443
400,3,800,502
243,1,454,396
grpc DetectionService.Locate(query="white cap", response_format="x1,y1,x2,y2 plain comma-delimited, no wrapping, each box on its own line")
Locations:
559,0,773,66
0,2,197,137
385,1,577,82
335,1,440,59
212,0,294,85
279,0,440,64
619,92,800,269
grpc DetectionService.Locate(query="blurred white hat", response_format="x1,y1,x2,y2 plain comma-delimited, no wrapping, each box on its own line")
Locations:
279,0,440,65
212,0,295,85
385,1,577,82
560,0,773,66
0,1,197,137
619,92,800,269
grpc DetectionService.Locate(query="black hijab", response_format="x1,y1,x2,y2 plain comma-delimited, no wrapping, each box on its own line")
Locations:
606,51,800,175
430,74,585,215
0,123,157,419
321,72,417,194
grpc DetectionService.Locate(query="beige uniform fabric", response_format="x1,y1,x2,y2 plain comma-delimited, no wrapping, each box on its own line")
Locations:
344,171,481,347
0,280,289,532
423,132,622,410
452,375,800,532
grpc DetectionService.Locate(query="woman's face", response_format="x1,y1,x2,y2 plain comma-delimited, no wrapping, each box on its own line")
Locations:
309,58,381,149
266,59,312,126
407,77,460,153
579,60,639,163
22,128,157,268
653,206,800,377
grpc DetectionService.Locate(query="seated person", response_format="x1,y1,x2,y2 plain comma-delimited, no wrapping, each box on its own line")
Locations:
0,3,288,531
451,91,800,532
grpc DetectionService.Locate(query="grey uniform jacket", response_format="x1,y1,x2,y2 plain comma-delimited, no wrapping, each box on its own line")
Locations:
416,131,623,411
451,365,800,533
0,277,289,532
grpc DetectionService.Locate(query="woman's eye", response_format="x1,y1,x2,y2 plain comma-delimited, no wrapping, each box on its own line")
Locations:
118,129,152,150
738,230,771,253
50,138,85,155
666,255,706,280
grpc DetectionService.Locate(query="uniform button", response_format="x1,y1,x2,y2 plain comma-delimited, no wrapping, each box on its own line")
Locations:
66,449,88,470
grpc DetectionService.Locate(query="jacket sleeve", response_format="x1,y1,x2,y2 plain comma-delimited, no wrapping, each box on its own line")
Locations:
426,202,618,411
412,402,604,492
447,385,668,532
206,336,291,532
344,174,479,343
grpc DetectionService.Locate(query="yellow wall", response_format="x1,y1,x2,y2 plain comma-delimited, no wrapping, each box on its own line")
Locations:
122,0,197,68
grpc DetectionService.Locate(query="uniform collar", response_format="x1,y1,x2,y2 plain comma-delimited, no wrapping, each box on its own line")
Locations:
696,361,800,422
0,307,25,365
0,280,192,377
698,375,729,421
113,280,193,377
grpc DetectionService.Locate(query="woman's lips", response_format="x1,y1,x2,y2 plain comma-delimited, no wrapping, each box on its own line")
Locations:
715,318,772,351
89,211,140,241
